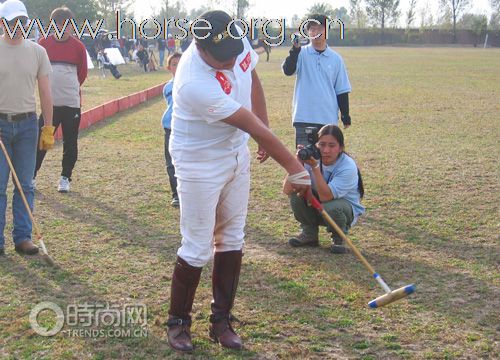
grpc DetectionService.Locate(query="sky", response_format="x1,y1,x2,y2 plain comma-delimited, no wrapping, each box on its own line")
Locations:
133,0,494,24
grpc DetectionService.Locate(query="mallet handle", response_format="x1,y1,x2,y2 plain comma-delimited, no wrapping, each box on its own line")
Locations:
307,192,376,275
319,208,376,274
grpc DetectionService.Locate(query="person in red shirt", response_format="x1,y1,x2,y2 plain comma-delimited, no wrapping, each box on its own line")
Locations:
34,6,87,193
167,34,175,54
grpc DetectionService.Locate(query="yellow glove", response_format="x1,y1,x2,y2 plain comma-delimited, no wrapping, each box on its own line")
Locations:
39,126,55,151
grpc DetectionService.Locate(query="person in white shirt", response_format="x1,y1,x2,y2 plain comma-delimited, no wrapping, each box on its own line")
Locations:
166,10,311,353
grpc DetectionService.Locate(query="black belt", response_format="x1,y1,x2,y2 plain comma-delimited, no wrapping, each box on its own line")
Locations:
0,112,36,122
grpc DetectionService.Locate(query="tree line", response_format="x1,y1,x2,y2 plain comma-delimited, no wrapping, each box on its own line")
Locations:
306,1,498,43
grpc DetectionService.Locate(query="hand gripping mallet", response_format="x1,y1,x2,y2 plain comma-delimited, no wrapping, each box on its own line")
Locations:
306,191,415,308
0,138,55,266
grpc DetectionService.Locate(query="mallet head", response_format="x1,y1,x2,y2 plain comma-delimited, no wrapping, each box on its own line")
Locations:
368,284,415,308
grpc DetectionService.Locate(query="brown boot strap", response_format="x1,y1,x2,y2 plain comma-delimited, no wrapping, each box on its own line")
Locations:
210,313,240,323
166,318,191,328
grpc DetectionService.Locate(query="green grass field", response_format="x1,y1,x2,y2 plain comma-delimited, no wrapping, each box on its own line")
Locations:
0,47,499,359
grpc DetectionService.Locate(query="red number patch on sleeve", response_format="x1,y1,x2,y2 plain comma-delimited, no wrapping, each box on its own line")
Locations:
215,71,232,94
239,51,251,72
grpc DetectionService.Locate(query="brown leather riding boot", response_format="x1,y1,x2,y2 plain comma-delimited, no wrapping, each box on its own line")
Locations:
15,240,39,255
167,256,202,352
209,250,243,350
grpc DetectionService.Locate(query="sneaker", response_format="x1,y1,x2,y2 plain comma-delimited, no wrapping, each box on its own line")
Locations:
171,196,180,207
330,234,347,254
288,232,319,247
32,178,36,191
58,176,70,193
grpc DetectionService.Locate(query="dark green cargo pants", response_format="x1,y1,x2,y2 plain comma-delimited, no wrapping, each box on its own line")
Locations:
289,193,354,240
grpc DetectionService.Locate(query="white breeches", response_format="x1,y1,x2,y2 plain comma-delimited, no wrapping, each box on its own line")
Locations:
175,147,250,267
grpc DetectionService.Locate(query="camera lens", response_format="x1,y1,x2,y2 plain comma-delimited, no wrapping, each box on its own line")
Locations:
298,148,312,160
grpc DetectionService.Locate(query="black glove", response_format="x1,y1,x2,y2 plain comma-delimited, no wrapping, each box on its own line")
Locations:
341,114,351,126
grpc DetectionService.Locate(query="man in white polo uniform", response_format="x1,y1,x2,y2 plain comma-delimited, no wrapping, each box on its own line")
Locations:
166,10,311,353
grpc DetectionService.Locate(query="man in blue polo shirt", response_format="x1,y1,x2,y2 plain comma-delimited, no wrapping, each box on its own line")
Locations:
282,14,352,147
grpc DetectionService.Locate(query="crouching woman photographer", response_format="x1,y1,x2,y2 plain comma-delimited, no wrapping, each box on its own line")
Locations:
283,125,365,253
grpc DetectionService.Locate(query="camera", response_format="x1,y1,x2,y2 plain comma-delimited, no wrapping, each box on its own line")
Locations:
297,127,321,161
292,33,309,46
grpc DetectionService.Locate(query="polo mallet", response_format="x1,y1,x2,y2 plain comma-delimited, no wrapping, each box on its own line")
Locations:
0,138,55,266
306,191,415,308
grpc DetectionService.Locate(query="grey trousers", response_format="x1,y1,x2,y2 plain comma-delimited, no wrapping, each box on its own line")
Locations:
290,194,354,240
164,128,178,199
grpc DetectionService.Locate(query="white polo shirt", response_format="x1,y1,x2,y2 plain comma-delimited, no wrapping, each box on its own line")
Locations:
170,36,259,163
